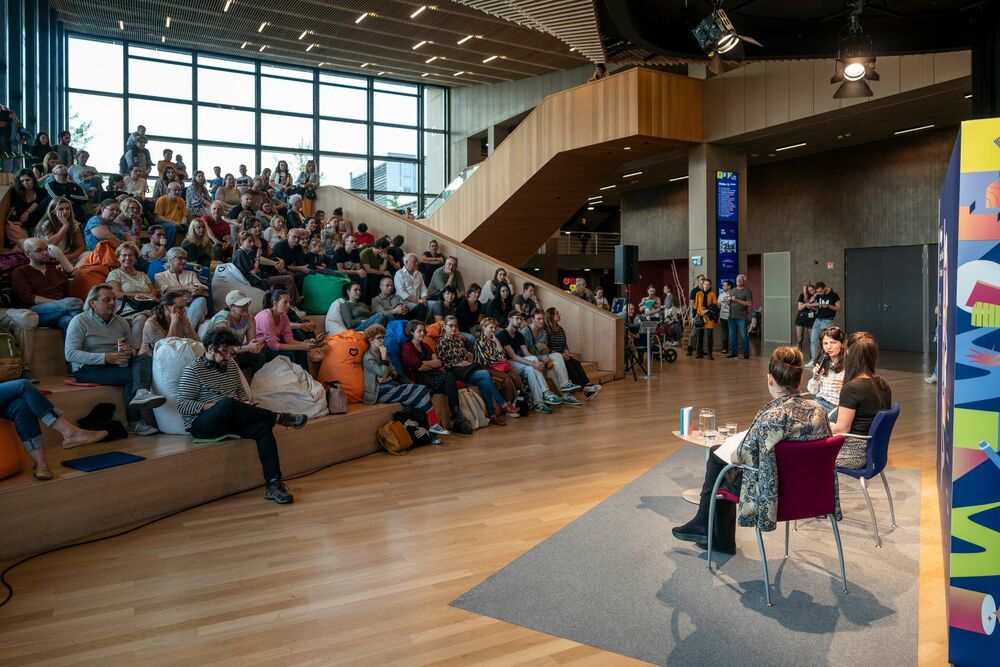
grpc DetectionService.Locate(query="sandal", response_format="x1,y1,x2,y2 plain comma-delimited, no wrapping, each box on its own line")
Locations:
33,467,54,481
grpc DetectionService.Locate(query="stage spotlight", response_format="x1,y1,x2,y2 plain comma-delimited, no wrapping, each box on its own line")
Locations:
691,4,760,59
831,2,878,98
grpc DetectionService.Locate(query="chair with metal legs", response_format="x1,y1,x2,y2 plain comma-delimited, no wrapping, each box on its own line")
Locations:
835,403,901,548
707,435,848,606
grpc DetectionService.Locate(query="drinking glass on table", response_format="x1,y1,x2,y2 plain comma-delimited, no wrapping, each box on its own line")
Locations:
698,408,716,438
725,422,738,439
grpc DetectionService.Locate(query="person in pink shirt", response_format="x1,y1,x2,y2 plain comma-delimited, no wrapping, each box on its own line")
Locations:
253,289,317,370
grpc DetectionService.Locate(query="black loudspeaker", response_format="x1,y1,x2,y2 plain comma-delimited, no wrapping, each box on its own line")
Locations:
614,244,639,285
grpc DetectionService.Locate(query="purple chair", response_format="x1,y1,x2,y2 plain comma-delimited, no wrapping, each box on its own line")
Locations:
836,403,901,548
707,435,847,606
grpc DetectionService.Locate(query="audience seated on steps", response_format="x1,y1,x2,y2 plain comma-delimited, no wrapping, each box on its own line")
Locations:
107,241,157,342
262,214,287,250
429,285,459,324
479,267,512,306
43,164,88,221
393,253,429,322
0,379,107,480
543,307,602,400
427,256,466,301
331,207,354,236
371,276,415,320
498,311,563,414
418,239,445,286
437,316,519,427
176,327,306,505
153,180,190,243
225,192,256,225
181,218,219,266
359,238,394,299
255,289,318,371
352,222,375,249
385,235,404,273
7,169,48,245
214,173,241,207
331,234,367,294
200,200,234,261
122,164,150,200
272,227,340,293
455,283,482,340
520,310,583,407
512,281,542,318
11,237,83,337
400,320,474,435
206,290,267,379
472,317,526,405
64,283,166,436
152,165,179,200
339,282,394,331
84,199,134,251
153,247,209,329
140,289,198,355
231,229,298,303
284,194,305,229
114,197,148,245
34,197,87,273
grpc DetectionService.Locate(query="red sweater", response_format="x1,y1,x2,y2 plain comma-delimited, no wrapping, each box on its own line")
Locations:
11,263,69,307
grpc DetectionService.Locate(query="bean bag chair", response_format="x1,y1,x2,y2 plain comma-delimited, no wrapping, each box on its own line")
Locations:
301,272,350,315
384,319,409,376
317,329,368,403
212,263,266,314
424,321,445,353
69,264,111,301
324,298,347,336
80,240,119,270
250,356,329,419
0,419,26,480
151,337,206,435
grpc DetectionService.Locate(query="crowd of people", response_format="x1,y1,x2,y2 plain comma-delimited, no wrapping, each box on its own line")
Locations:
0,121,613,501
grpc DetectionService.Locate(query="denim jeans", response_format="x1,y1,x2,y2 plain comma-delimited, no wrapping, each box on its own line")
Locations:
351,312,394,331
31,298,83,337
810,318,834,363
187,296,208,330
465,368,506,417
189,397,282,483
0,379,62,451
161,221,178,249
728,318,749,357
73,354,154,424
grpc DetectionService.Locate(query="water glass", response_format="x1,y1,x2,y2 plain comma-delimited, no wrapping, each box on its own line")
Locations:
698,408,716,438
726,422,738,437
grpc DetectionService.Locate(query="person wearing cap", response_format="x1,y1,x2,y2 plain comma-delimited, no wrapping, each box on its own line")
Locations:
206,290,267,379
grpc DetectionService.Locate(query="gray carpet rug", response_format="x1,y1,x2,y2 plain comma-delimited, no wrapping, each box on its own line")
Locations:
451,446,920,666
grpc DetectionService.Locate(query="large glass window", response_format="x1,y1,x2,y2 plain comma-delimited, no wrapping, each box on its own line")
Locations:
64,34,447,203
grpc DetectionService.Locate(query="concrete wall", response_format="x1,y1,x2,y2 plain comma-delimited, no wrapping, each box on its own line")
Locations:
449,64,592,176
620,181,689,261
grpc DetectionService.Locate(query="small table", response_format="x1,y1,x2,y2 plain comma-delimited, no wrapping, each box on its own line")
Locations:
672,430,717,505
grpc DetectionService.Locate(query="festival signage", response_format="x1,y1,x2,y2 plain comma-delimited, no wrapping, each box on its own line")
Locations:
716,171,738,287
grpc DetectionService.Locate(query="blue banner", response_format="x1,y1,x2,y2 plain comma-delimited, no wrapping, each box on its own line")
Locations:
716,171,739,287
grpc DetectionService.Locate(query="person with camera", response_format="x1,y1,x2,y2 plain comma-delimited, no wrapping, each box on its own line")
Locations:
693,276,719,359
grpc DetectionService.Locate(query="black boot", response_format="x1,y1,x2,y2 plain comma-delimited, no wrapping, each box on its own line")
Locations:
697,500,737,554
673,485,711,542
706,331,714,360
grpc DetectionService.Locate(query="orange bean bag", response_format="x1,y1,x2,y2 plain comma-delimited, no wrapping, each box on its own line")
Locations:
423,321,445,353
0,419,26,480
317,330,369,403
68,264,111,301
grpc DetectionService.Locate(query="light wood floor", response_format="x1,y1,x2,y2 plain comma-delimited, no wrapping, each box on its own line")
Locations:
0,346,946,666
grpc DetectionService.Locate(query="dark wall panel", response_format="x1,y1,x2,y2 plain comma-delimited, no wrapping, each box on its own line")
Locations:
621,181,688,261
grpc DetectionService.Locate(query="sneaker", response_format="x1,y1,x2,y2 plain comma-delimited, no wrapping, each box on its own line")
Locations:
534,403,552,414
429,436,444,445
584,384,602,400
542,392,563,406
128,420,159,436
129,389,167,409
558,381,582,392
429,423,450,436
924,374,937,384
276,413,308,429
502,403,520,416
20,369,40,384
561,394,582,407
264,480,294,504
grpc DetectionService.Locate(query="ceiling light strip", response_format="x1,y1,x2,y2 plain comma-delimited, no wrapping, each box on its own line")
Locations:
894,124,935,135
410,6,427,19
622,171,642,178
775,142,807,152
669,175,689,182
599,184,616,190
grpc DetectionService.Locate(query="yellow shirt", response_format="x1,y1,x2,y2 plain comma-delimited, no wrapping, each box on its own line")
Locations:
154,195,189,224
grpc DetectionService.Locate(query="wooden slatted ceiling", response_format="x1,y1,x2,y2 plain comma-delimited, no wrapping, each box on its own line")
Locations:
49,0,590,86
454,0,606,63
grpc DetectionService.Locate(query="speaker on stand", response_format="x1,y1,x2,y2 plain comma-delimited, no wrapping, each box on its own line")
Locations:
615,244,639,305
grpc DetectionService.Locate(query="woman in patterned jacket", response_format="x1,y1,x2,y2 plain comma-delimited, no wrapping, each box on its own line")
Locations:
672,346,835,554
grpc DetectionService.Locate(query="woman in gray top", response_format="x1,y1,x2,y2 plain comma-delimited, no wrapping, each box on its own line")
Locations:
338,282,394,331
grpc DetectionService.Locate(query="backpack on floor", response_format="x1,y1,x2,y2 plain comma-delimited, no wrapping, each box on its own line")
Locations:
0,331,23,382
377,420,413,455
458,387,489,429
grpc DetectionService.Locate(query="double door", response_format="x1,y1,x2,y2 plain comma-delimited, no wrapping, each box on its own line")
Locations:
845,244,932,353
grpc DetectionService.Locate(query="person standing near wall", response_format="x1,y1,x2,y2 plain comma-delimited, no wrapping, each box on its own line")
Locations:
686,273,705,356
727,274,753,359
806,282,842,366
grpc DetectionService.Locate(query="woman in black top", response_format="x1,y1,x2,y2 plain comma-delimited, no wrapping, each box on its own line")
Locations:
7,169,49,244
485,283,514,328
795,282,815,353
831,331,892,468
29,132,52,163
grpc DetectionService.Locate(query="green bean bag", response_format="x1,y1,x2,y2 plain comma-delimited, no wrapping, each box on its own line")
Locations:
301,273,351,315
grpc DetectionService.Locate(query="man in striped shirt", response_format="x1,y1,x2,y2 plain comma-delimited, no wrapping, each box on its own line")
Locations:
176,328,307,504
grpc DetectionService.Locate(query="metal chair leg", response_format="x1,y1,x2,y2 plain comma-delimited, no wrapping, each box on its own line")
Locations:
755,525,772,606
706,463,740,571
880,471,897,528
793,520,798,532
860,477,881,548
830,515,848,594
784,521,790,558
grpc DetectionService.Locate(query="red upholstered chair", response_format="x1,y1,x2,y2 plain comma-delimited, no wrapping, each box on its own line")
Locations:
706,435,847,606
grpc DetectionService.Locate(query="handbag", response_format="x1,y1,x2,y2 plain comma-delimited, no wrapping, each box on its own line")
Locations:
489,361,512,373
376,420,413,455
327,382,348,415
693,315,705,328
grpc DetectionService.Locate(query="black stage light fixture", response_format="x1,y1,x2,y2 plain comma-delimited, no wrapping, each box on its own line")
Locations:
831,1,879,98
691,3,761,59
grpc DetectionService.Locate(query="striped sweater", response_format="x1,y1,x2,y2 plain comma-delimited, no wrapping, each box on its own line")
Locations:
175,357,250,429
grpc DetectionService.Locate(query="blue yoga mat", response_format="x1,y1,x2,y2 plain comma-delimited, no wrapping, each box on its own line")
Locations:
61,451,146,472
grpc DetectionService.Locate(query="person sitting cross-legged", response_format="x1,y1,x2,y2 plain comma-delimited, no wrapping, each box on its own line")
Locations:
64,284,167,436
339,282,394,331
497,311,563,414
176,328,307,504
